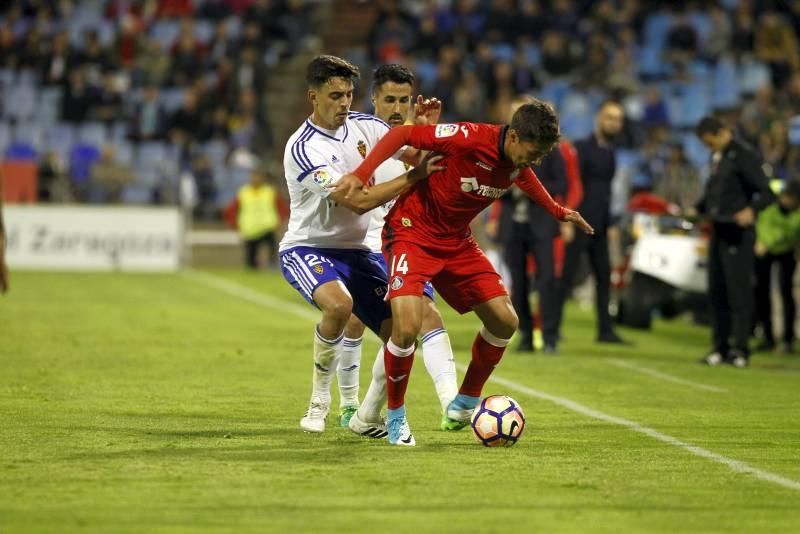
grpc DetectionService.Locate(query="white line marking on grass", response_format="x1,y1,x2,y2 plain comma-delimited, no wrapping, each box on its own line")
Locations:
608,359,728,393
185,270,800,492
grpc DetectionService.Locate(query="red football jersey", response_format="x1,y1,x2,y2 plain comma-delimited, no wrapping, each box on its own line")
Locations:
352,123,567,247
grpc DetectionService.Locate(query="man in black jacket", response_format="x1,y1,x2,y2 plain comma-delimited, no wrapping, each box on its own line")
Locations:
557,100,628,344
694,116,774,368
496,147,568,353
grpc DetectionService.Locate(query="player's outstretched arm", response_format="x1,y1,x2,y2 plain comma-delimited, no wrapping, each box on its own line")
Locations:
328,154,444,215
517,168,594,235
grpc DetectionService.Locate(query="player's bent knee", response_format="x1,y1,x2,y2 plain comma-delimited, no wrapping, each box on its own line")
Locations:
392,321,421,349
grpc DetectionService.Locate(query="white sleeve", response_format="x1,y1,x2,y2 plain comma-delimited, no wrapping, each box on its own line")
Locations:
284,142,342,199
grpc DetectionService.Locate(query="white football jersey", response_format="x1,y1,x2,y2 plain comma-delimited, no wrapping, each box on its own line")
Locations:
280,112,393,251
364,157,411,252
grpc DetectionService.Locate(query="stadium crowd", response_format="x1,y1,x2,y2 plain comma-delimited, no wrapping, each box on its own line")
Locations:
0,0,319,216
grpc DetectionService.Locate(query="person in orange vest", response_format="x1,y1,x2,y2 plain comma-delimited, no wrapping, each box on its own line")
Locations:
224,169,281,269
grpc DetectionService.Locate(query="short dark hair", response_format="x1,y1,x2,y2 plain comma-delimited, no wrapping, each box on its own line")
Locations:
372,64,415,93
510,100,560,146
306,55,360,89
695,116,726,137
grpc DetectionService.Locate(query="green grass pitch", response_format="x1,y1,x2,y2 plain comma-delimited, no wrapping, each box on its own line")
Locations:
1,270,799,532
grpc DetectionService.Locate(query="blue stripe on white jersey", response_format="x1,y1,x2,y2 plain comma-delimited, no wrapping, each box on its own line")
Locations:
290,126,314,172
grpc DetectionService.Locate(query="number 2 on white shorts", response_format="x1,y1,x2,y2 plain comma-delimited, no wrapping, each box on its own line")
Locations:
391,253,409,275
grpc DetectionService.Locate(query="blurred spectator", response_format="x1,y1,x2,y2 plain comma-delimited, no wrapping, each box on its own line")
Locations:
114,13,142,68
37,151,71,202
92,73,124,126
90,144,135,203
190,153,217,219
641,86,670,128
558,100,629,345
233,45,268,94
753,180,800,354
168,89,204,145
207,19,233,66
136,37,171,87
159,0,194,18
754,12,800,90
74,30,111,86
732,0,756,57
484,0,516,44
0,24,21,69
540,31,576,80
40,31,73,86
202,106,231,141
169,21,205,86
578,34,610,90
61,69,94,123
606,48,640,94
705,6,732,62
412,12,444,60
224,168,280,269
198,0,231,20
512,0,548,43
129,84,166,142
228,88,271,154
653,143,702,214
549,0,579,36
760,119,790,179
452,69,486,121
666,10,698,67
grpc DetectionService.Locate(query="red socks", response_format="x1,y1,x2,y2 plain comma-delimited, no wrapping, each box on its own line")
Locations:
384,339,415,410
459,327,510,397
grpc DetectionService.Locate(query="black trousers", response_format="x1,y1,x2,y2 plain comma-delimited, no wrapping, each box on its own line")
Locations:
754,251,796,344
504,222,559,346
558,228,613,337
708,229,755,355
244,231,276,269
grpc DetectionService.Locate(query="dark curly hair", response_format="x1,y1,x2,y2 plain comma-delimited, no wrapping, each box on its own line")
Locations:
306,55,360,89
510,99,560,146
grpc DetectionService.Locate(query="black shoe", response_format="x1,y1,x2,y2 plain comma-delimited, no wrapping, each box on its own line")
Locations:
727,349,749,369
753,339,776,352
597,332,632,345
542,343,559,355
516,335,534,353
700,351,725,366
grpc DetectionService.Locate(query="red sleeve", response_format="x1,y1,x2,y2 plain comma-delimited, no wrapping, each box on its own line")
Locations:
351,123,476,184
352,125,414,184
559,140,583,209
223,198,239,229
516,168,568,221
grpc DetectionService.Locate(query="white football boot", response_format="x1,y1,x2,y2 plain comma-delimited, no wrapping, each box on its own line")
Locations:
299,397,329,433
348,410,388,438
387,417,415,446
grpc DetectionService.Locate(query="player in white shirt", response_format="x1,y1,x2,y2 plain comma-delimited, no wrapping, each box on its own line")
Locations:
279,55,442,442
339,65,460,433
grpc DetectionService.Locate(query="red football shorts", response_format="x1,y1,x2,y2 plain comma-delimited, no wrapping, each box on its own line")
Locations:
383,238,508,314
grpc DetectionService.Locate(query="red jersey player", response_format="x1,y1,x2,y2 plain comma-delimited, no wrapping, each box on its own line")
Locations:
334,100,593,446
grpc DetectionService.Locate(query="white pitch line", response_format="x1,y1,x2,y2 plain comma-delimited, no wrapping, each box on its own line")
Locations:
608,358,728,393
184,270,800,493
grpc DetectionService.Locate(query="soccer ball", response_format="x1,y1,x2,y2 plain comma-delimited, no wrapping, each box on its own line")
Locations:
470,395,526,447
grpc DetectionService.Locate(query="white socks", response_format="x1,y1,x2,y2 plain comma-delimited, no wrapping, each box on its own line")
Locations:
358,345,387,422
421,328,458,413
337,337,362,409
310,326,342,406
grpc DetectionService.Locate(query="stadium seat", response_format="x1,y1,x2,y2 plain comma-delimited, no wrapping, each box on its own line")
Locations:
44,123,76,161
13,121,44,150
682,133,711,170
538,80,572,111
69,143,102,185
37,86,64,125
688,12,712,49
522,43,540,68
77,121,108,147
5,84,38,121
711,55,741,108
560,91,594,139
121,185,154,204
114,140,135,166
0,68,15,87
160,87,187,113
4,142,37,161
0,122,11,154
642,11,673,50
638,45,669,79
491,43,515,63
150,20,181,49
738,58,770,95
193,20,214,44
203,140,229,168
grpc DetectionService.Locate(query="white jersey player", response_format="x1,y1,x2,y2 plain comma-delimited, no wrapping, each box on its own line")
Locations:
278,55,442,441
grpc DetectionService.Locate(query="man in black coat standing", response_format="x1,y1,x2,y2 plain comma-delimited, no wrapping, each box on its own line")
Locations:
693,116,774,368
556,100,628,344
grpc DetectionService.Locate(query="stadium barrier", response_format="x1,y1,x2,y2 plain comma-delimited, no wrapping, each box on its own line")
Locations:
5,205,183,271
